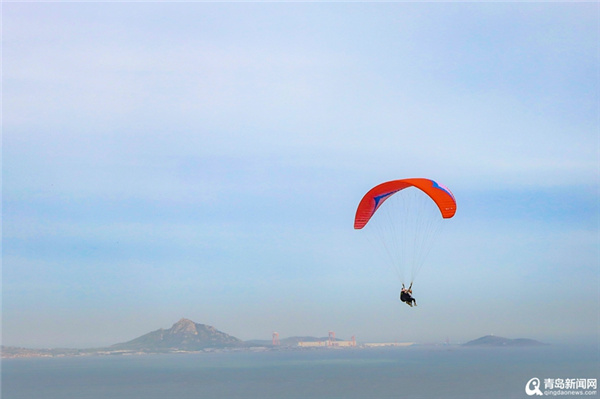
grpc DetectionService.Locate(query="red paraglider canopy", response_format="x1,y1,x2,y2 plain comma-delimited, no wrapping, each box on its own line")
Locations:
354,178,456,229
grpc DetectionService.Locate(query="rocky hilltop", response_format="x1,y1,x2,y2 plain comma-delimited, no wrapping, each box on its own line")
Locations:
463,335,545,347
109,318,243,352
3,318,360,358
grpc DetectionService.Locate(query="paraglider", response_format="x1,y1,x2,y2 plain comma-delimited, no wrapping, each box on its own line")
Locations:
354,178,456,306
400,283,416,307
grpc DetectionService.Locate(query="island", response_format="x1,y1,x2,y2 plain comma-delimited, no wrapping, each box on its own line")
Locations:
462,335,546,347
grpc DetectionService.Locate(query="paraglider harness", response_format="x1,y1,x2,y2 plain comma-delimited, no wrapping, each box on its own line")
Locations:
400,283,417,307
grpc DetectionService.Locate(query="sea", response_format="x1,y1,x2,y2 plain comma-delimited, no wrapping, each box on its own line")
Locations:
2,344,599,399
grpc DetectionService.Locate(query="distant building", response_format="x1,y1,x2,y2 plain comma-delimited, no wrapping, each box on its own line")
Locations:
332,340,356,347
298,336,357,348
363,342,413,347
298,341,328,348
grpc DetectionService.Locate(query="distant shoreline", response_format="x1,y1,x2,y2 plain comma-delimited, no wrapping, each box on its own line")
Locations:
2,340,552,359
2,321,547,359
2,343,416,359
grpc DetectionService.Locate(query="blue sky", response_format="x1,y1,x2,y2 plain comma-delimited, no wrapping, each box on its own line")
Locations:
3,2,598,348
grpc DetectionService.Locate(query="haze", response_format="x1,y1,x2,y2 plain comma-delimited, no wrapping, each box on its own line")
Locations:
3,2,598,348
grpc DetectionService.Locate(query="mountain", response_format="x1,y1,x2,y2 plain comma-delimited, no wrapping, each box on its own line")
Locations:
463,335,545,347
110,318,243,352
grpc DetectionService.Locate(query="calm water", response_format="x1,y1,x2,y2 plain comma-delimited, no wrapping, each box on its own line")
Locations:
2,345,599,399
